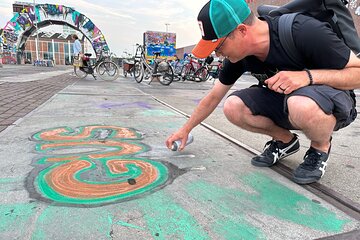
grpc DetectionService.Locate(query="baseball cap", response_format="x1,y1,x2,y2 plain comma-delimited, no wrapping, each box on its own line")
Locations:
192,0,251,58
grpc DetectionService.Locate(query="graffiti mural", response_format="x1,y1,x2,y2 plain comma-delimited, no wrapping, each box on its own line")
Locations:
144,31,176,60
28,125,184,206
0,3,109,60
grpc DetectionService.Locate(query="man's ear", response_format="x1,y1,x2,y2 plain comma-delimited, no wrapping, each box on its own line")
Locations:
236,24,247,35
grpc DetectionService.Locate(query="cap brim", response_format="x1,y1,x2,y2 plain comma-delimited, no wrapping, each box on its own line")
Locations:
192,38,223,59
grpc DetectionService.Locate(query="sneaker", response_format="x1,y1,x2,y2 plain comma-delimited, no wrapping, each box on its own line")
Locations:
292,146,331,184
251,134,300,167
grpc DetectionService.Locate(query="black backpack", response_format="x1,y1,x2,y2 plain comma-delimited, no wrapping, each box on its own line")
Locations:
257,0,360,68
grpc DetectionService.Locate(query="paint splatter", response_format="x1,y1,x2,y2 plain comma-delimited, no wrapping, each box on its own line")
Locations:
31,205,113,239
99,102,152,109
0,203,39,239
185,173,350,238
136,191,209,239
141,110,176,117
115,220,146,230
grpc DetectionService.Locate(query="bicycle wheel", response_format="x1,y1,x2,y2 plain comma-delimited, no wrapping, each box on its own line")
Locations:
133,60,144,83
96,61,120,81
144,67,151,80
179,65,188,81
194,67,209,82
172,65,182,82
74,66,88,79
158,63,174,86
182,65,195,81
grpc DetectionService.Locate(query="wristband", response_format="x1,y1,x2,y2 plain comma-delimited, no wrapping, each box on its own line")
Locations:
304,68,313,85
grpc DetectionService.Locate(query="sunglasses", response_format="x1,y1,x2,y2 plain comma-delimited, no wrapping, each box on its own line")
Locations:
214,32,231,53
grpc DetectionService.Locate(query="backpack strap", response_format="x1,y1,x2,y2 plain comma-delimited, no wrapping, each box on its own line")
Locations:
278,13,303,69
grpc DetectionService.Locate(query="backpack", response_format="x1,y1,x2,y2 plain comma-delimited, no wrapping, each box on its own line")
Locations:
257,0,360,68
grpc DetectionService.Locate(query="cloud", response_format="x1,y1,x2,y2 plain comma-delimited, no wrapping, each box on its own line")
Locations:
0,0,209,56
67,0,135,20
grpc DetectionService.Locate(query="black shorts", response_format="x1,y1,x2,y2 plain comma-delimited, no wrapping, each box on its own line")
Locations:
228,85,357,131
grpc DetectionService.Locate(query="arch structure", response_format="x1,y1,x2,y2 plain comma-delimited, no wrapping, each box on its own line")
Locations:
0,4,110,60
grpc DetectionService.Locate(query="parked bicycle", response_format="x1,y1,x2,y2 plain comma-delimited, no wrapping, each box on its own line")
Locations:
33,59,54,67
170,58,186,82
122,59,134,77
180,54,204,82
208,59,223,80
192,55,215,82
73,49,120,81
133,44,174,85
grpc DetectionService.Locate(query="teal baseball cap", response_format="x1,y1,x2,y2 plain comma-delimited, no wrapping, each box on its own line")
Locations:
192,0,251,58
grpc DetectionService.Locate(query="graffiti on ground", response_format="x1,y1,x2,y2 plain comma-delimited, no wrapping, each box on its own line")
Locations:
28,125,184,206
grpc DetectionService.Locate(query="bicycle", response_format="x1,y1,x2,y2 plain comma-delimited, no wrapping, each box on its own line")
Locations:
208,59,223,80
170,58,186,82
122,59,134,77
33,59,53,67
133,44,174,86
73,50,120,81
180,55,203,81
192,55,215,82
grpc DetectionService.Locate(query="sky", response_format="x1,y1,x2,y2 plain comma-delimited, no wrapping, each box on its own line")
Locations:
0,0,211,56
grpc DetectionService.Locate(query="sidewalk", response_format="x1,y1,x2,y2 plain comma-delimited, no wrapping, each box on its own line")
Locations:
0,71,77,132
140,74,360,207
0,68,359,239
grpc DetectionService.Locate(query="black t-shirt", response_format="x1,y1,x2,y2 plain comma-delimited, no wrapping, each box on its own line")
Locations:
219,14,351,85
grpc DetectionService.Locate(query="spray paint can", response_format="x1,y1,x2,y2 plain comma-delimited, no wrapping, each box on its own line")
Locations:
171,133,194,151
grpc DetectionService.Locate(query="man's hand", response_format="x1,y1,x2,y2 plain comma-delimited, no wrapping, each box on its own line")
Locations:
165,129,190,151
265,70,310,94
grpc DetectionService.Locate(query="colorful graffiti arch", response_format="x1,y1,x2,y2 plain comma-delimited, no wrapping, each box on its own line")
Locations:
0,4,109,59
28,125,185,206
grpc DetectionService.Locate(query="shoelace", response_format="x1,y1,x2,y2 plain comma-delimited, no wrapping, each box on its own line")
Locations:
300,150,322,170
263,140,279,157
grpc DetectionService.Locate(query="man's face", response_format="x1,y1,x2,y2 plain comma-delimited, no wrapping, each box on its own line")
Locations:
214,30,246,63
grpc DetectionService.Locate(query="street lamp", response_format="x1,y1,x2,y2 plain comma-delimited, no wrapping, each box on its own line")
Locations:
33,0,40,61
165,23,170,32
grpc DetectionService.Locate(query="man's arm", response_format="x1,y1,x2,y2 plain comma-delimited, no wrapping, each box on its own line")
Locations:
165,81,232,150
266,52,360,93
310,52,360,89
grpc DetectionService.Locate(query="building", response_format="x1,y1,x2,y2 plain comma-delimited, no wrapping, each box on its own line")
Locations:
0,1,88,65
23,31,84,65
176,45,195,59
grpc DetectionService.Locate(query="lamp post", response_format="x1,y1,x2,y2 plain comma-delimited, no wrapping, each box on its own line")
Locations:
0,29,3,67
33,0,40,61
0,40,3,67
165,23,170,32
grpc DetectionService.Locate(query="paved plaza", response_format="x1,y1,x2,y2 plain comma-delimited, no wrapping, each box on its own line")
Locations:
0,65,359,239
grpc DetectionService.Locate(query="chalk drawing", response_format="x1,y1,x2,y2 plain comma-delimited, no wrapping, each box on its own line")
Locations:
28,125,184,206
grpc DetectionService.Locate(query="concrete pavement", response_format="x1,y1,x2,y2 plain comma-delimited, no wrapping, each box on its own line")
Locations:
139,75,360,205
0,65,72,83
0,65,359,239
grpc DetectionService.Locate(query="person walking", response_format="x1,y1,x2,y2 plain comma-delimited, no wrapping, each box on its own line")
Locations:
72,34,82,56
166,0,360,184
71,34,83,70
